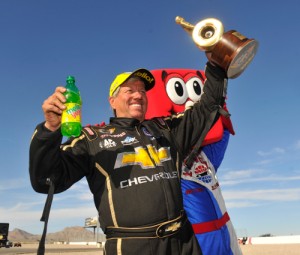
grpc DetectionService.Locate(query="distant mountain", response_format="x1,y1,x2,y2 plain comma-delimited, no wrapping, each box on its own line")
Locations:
8,226,106,243
9,228,40,242
47,226,97,242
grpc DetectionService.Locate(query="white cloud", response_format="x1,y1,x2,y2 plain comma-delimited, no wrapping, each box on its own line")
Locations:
223,201,259,208
0,207,42,222
220,174,300,186
255,141,300,166
223,188,300,202
257,147,285,157
220,169,260,180
69,179,89,191
295,140,300,150
256,159,273,165
50,206,97,220
219,167,300,186
0,178,28,191
51,180,94,203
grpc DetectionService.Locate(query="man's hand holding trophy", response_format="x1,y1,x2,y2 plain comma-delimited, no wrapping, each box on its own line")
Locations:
175,16,258,78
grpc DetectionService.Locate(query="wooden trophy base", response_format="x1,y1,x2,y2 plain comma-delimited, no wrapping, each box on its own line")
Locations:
210,30,259,78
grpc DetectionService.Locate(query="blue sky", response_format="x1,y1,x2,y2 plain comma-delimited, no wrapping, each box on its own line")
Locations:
0,0,299,237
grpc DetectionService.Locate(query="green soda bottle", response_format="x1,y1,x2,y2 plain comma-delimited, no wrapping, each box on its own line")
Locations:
61,76,82,137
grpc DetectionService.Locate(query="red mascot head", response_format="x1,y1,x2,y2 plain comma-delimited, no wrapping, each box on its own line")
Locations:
145,69,234,145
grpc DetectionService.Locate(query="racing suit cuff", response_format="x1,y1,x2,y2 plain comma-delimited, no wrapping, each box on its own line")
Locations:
34,122,63,140
206,61,228,80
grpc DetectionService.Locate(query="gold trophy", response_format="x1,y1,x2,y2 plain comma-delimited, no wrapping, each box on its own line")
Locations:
175,16,258,78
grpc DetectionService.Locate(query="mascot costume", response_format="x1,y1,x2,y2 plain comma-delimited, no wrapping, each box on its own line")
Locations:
145,68,242,255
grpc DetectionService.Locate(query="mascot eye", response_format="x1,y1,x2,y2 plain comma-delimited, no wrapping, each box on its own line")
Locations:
166,78,188,105
186,77,204,102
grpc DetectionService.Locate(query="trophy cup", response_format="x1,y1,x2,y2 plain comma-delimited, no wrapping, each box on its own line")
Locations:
175,16,258,78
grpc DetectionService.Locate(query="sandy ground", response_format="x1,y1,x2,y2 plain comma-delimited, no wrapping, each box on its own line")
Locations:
240,243,300,255
11,244,103,255
16,243,300,255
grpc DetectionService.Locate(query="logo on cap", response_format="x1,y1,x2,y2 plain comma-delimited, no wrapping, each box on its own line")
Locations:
135,71,154,84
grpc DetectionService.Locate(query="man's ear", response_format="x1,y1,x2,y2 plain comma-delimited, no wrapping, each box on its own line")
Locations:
109,96,115,109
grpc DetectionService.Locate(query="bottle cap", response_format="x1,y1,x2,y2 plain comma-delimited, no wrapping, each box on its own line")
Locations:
66,76,75,82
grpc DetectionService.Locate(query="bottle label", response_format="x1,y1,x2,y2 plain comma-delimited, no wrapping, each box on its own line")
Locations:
61,103,81,123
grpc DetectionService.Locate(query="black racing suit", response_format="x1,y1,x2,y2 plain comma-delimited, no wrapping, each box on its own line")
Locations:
29,63,227,255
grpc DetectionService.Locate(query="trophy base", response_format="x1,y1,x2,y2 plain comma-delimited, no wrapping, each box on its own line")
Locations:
210,30,259,79
227,40,258,78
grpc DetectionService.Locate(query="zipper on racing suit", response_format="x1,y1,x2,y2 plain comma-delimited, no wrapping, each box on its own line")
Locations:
135,125,157,166
135,123,182,221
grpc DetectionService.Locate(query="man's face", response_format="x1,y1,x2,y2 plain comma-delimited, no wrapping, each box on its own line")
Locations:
109,78,148,122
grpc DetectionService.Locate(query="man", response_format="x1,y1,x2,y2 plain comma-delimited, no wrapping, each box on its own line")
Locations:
29,60,228,255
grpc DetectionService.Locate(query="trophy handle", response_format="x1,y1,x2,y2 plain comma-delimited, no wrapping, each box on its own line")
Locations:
175,16,194,35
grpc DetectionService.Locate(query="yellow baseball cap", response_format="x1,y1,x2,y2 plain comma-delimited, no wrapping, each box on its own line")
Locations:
109,68,155,96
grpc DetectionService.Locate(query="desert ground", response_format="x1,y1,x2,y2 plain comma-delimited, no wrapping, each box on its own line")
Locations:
240,243,300,255
11,243,300,255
